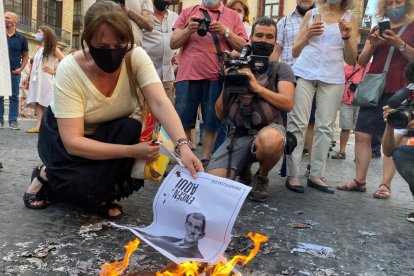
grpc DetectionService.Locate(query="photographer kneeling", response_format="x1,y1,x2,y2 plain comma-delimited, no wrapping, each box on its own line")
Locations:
207,17,296,202
382,63,414,222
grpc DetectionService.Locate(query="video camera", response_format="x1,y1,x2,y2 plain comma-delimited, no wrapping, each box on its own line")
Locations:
223,45,269,94
193,18,211,37
387,63,414,129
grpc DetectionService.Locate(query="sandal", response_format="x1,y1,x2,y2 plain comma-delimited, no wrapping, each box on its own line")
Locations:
331,152,346,160
373,183,391,199
23,166,49,209
97,202,124,219
336,179,367,192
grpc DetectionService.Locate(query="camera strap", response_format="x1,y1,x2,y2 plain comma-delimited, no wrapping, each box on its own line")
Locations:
201,10,224,62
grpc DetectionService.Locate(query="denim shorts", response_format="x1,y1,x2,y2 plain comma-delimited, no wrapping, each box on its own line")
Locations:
175,80,222,131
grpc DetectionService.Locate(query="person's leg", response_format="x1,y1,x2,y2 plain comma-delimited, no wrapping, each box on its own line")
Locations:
392,145,414,195
9,74,21,127
333,104,354,157
286,78,315,185
305,96,317,165
309,82,343,187
200,80,221,164
371,134,382,158
0,96,4,127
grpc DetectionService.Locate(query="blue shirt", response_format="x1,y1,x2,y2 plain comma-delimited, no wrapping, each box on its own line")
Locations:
7,32,29,71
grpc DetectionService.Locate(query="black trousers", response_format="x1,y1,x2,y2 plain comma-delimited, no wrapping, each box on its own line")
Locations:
38,107,143,211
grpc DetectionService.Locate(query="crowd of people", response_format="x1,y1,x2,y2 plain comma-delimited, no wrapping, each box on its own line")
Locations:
1,0,413,221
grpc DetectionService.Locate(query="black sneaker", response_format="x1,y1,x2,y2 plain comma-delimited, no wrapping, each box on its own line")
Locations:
372,151,381,158
407,212,414,223
249,172,269,202
9,122,20,130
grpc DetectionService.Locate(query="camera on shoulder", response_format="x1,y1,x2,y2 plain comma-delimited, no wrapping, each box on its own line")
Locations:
223,45,269,94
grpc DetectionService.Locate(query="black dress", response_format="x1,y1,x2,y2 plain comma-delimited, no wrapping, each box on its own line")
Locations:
38,106,144,211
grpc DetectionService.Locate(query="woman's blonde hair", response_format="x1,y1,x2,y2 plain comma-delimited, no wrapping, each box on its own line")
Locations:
376,0,414,20
81,1,134,53
318,0,356,10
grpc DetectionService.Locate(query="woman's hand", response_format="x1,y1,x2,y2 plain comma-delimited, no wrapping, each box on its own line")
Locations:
369,30,386,49
43,66,55,75
132,141,160,161
306,22,324,38
339,19,352,38
382,29,405,48
179,145,204,178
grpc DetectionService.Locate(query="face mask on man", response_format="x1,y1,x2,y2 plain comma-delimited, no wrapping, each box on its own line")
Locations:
154,0,169,11
35,33,44,42
5,20,14,28
296,4,315,16
251,41,274,57
385,4,407,23
203,0,220,8
89,45,127,73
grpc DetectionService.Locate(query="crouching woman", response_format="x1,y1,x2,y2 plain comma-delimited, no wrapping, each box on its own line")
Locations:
22,1,203,218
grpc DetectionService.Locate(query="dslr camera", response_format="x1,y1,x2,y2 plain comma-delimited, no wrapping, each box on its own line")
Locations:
110,0,125,6
386,62,414,129
193,18,211,37
223,45,269,94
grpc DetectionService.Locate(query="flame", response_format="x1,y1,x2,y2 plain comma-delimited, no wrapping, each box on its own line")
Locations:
100,232,268,276
99,238,140,276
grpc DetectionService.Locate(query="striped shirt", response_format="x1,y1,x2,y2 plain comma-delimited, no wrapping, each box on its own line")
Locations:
276,10,303,67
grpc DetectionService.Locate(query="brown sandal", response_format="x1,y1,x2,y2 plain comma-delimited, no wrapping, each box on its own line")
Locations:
373,183,391,199
336,179,367,192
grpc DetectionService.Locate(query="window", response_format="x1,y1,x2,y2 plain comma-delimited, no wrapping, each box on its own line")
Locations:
169,0,182,14
261,0,283,19
73,0,83,29
37,0,63,28
5,0,31,23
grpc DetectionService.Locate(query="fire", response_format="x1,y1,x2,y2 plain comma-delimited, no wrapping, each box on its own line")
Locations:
100,239,140,276
100,232,268,276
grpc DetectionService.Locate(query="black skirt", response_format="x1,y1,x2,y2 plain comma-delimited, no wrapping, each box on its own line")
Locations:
38,107,144,211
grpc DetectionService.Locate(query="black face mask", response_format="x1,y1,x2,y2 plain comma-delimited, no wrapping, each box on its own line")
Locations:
154,0,169,11
89,45,127,73
251,41,274,57
296,4,315,16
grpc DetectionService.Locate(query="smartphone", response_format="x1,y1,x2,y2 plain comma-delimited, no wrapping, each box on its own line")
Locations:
313,14,321,23
378,19,391,37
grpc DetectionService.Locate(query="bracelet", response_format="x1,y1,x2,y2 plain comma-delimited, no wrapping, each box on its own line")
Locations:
342,36,350,40
174,138,192,157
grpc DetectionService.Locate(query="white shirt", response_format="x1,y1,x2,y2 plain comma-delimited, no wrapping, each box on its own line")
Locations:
0,0,11,97
126,0,154,46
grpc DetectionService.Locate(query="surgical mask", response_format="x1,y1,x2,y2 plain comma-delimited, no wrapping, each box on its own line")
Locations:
88,45,127,73
5,20,14,28
251,41,274,57
385,4,407,23
154,0,168,11
203,0,220,8
35,33,44,42
327,0,339,3
296,4,315,16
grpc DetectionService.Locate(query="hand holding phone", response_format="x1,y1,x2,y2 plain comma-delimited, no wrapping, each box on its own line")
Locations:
313,14,321,23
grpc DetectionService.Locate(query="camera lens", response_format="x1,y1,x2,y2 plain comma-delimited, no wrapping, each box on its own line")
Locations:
197,23,208,37
387,110,410,129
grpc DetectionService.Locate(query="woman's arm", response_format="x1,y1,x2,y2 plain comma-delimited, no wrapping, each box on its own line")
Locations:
292,11,323,58
340,15,358,65
55,47,65,61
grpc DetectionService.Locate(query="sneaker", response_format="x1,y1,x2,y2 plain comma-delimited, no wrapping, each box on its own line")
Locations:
372,151,381,158
407,212,414,223
249,172,269,202
0,121,3,129
26,127,40,133
9,122,20,130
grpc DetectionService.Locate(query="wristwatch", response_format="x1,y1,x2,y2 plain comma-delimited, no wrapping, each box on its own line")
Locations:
223,27,230,38
399,42,407,52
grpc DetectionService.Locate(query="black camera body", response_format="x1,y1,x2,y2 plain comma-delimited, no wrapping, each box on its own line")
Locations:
110,0,125,6
193,18,211,37
349,82,358,92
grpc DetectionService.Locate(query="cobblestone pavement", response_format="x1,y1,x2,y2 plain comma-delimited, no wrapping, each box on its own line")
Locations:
1,120,413,275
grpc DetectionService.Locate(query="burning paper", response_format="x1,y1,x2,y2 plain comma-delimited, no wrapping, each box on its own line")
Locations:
112,165,251,264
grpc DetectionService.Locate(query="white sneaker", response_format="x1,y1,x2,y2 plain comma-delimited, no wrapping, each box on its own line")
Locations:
407,212,414,223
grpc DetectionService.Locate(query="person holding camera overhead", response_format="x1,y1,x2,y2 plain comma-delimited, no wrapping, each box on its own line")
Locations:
170,0,248,170
338,0,414,197
207,17,296,202
22,1,203,218
286,0,358,194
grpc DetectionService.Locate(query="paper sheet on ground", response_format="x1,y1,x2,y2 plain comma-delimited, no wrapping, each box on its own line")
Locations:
112,164,251,264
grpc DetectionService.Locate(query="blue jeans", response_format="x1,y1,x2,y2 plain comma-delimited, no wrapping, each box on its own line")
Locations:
393,145,414,196
0,74,20,125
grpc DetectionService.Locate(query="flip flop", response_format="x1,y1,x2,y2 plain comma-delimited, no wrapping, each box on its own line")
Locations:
336,179,367,192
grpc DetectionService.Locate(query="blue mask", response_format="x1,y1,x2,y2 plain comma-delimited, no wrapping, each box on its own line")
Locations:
203,0,219,7
35,33,44,42
385,4,407,23
327,0,339,3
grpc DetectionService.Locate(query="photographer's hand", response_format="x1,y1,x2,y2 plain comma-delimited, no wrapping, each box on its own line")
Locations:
382,105,396,123
209,21,226,36
238,68,260,92
187,16,201,33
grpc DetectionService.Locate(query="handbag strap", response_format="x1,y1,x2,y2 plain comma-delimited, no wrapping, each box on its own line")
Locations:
383,23,409,73
125,50,148,113
201,10,224,62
